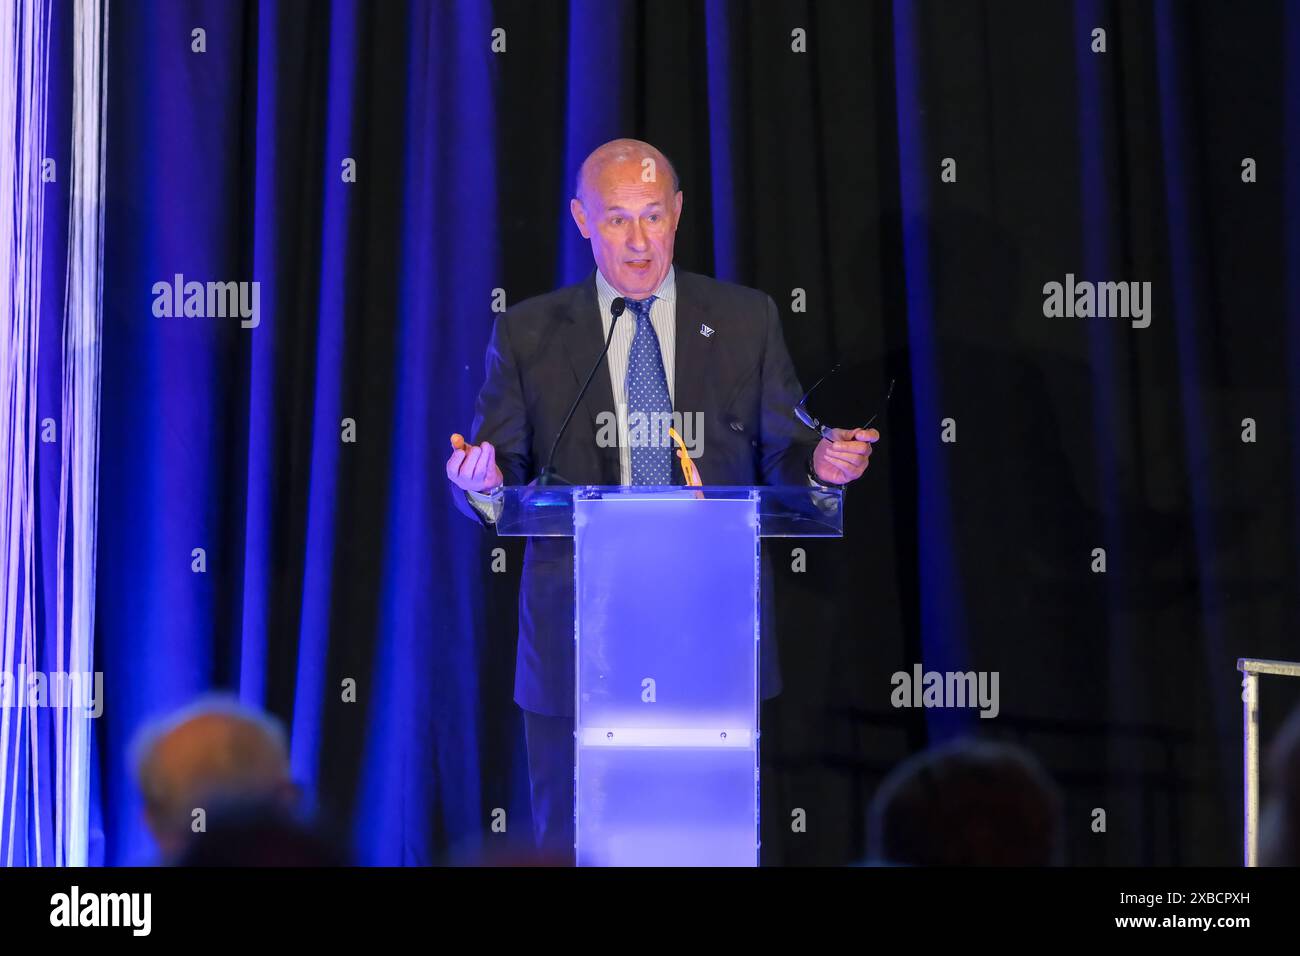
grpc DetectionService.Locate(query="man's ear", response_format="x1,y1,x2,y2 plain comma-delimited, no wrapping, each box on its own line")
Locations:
570,197,591,239
672,190,683,222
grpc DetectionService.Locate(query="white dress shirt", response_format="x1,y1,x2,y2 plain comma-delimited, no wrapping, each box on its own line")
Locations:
595,266,677,485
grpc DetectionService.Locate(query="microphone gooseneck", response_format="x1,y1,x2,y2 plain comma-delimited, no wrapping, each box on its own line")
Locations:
538,297,626,486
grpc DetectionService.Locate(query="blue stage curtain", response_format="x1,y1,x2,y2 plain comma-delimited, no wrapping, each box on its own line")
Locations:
97,0,513,865
56,0,1300,867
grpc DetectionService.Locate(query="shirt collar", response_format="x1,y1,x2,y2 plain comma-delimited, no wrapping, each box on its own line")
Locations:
595,265,676,305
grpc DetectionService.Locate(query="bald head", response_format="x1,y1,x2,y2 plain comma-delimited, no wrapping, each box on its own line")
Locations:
131,697,296,859
570,138,684,298
574,138,679,204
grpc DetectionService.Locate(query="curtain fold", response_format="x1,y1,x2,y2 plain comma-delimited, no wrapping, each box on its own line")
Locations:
1,0,106,867
0,0,1286,866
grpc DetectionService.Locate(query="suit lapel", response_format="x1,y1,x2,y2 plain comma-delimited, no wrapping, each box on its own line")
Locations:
560,271,620,484
672,271,714,485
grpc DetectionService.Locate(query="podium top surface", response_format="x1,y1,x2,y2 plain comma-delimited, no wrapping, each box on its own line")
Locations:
493,485,844,538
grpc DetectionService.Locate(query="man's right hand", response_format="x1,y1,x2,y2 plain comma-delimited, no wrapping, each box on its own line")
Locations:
446,437,504,493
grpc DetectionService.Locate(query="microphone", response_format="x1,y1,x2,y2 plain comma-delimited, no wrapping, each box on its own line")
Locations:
536,297,626,486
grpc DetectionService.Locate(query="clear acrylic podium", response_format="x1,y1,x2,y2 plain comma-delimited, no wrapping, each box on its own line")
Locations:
496,486,844,866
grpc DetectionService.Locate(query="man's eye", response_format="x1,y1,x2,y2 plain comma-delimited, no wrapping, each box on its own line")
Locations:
610,217,624,226
648,215,660,223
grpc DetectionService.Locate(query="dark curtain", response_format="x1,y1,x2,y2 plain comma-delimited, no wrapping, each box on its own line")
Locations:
93,0,1300,865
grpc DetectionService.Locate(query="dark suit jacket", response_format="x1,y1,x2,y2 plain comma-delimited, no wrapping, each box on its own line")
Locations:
454,268,820,716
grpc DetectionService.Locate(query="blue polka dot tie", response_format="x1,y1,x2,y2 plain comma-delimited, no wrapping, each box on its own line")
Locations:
624,295,673,485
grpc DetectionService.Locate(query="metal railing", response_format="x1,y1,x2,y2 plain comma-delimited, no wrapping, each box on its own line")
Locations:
1237,657,1300,866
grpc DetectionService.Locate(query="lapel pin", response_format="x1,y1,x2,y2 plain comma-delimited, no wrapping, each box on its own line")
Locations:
700,324,714,338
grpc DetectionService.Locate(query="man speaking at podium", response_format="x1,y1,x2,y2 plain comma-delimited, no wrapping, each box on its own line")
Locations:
446,138,878,858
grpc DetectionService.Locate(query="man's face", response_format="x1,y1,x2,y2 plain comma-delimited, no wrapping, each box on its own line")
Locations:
570,160,683,299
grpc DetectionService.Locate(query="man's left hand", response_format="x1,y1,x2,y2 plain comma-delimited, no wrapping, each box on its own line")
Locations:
812,428,879,485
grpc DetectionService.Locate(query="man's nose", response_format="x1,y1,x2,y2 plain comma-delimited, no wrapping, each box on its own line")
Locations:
627,220,648,250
